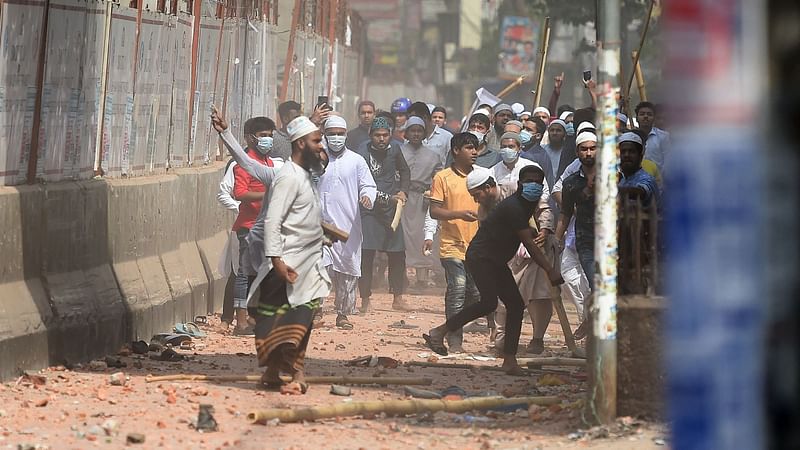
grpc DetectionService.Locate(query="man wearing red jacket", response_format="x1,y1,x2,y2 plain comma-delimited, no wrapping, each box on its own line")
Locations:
231,116,278,335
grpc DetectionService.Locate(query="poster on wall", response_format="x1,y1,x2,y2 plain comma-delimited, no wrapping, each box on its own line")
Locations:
0,2,44,185
103,6,137,177
497,16,538,79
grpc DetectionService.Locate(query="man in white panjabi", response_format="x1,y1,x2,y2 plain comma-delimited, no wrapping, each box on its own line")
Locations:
212,108,330,396
318,115,377,330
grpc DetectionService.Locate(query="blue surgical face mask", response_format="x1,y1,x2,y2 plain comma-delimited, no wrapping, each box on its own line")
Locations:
519,130,533,145
499,147,519,164
520,182,544,202
255,136,274,154
565,123,575,136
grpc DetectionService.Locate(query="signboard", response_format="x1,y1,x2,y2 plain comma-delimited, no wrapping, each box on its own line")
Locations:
498,16,537,79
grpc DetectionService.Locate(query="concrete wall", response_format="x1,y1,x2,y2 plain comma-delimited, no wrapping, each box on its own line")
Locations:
0,165,231,381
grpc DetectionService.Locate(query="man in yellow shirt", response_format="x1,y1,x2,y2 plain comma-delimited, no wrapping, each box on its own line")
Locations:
427,132,481,353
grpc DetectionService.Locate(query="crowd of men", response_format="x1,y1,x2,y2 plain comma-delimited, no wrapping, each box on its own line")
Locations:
210,76,665,391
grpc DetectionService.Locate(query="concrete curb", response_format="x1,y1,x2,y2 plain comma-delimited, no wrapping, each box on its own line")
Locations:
0,166,231,381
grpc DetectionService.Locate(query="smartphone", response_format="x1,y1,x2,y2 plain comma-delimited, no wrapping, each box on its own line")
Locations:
583,70,592,82
317,95,330,111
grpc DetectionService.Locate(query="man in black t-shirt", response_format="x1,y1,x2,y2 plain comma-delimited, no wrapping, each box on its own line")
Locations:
424,165,564,375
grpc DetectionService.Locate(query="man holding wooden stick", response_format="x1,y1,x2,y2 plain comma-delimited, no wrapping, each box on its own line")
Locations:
354,116,411,312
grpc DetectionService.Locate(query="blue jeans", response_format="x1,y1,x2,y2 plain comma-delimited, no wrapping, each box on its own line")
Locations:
440,258,480,348
234,228,252,309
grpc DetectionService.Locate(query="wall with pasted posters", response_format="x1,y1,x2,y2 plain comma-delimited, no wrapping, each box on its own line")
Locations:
0,0,365,186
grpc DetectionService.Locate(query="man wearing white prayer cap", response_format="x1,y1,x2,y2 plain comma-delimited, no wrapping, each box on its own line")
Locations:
486,103,515,153
511,102,525,117
318,115,378,330
225,112,331,395
618,131,659,206
533,106,551,124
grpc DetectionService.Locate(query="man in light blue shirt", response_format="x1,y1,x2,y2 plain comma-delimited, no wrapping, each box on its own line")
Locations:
635,101,670,176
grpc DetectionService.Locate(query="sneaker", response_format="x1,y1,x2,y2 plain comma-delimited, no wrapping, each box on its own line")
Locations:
526,338,545,355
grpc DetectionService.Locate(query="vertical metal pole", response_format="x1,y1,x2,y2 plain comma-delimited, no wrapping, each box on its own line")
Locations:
590,0,620,425
27,0,51,184
280,0,301,102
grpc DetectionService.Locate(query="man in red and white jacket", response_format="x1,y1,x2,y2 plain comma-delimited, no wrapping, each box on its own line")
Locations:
231,117,278,335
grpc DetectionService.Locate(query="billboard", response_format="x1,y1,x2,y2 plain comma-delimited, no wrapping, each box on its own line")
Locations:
498,16,538,79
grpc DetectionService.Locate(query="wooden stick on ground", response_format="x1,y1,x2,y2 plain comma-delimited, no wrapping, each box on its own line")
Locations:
404,361,535,375
248,395,560,424
519,357,587,367
144,374,432,386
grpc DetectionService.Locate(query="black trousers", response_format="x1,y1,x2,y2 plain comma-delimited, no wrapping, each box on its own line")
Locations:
446,255,525,356
359,250,405,298
221,271,236,323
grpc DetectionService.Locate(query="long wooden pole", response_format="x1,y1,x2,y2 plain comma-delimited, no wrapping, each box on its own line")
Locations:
280,0,301,102
624,0,655,111
532,17,551,108
145,374,432,385
632,51,648,102
496,74,527,99
26,0,51,183
248,396,560,424
326,0,337,99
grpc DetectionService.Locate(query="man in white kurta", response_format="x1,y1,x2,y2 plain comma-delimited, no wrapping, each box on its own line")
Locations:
318,115,377,330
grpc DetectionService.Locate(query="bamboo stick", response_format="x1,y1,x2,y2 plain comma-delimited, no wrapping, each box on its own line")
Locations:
624,0,656,112
390,199,405,231
533,17,552,107
404,361,534,374
519,357,586,367
496,74,527,99
632,51,648,101
248,395,560,424
144,374,432,386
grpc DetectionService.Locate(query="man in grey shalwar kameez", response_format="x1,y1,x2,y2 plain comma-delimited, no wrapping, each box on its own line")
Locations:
400,116,442,288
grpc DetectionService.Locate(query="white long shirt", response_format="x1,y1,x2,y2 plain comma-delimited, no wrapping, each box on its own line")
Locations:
319,148,377,277
263,161,331,306
216,161,240,212
216,161,240,275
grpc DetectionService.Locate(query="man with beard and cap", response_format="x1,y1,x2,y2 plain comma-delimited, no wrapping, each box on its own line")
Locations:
346,100,376,150
485,103,514,153
408,101,453,165
318,115,378,330
212,109,330,395
532,107,551,125
618,131,659,205
424,164,564,374
540,119,576,190
229,116,280,335
401,116,443,289
355,116,411,312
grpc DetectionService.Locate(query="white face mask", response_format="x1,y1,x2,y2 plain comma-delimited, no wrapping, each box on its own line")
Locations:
469,130,485,143
326,134,346,153
499,146,519,164
255,136,273,155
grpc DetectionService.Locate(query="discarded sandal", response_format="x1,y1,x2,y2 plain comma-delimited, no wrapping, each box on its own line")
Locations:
389,320,419,329
232,325,255,336
151,333,192,347
336,315,354,330
423,333,448,356
150,348,184,362
174,322,207,338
